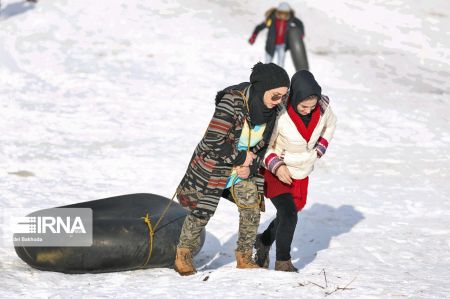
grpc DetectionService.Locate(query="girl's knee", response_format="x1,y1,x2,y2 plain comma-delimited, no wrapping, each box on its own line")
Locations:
277,209,297,221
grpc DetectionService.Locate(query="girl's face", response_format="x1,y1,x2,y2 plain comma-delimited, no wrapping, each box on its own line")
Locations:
296,98,318,115
263,87,289,109
276,11,290,20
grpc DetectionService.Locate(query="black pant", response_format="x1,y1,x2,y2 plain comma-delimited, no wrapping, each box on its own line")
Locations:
261,193,298,261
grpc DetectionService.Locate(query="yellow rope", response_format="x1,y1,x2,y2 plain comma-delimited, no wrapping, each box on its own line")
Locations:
141,191,176,268
141,213,155,267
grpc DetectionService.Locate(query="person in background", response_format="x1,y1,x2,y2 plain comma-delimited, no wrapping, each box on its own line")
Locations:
254,70,337,272
248,2,305,68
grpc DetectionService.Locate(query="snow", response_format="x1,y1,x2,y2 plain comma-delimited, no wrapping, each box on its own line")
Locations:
1,0,449,298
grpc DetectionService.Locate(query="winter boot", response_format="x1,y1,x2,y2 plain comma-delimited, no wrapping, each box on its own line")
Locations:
275,259,298,272
254,234,271,268
174,247,196,276
235,250,261,269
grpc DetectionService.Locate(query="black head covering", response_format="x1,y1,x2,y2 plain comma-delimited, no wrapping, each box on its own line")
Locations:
248,62,290,125
289,70,321,110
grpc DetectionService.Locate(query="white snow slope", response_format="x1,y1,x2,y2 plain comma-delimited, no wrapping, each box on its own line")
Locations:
1,0,449,298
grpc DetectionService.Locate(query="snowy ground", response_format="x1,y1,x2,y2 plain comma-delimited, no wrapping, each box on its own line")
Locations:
1,0,449,298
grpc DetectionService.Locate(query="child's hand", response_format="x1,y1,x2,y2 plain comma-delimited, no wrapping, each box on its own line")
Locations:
242,152,256,167
276,165,292,185
236,166,250,179
248,34,256,45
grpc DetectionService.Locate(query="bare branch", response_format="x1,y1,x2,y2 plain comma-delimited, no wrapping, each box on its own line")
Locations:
308,281,325,289
341,276,357,290
324,276,357,296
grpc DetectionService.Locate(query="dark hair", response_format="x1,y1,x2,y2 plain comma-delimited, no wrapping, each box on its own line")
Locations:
301,94,320,103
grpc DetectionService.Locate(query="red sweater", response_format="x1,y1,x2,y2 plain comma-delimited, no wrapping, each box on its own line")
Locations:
275,18,287,45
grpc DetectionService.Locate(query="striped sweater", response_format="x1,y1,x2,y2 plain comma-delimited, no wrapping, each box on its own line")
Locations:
176,84,278,218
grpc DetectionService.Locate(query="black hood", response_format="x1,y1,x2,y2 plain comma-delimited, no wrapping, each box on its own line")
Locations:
289,70,322,109
214,82,276,126
214,82,250,106
213,63,289,126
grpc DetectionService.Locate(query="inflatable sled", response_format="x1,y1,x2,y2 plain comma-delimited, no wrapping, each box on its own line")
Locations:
14,193,205,274
288,25,309,71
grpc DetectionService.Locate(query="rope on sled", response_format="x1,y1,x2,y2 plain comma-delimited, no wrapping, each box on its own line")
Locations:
141,191,176,268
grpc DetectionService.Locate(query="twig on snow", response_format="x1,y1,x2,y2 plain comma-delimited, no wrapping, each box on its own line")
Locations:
319,268,328,288
309,281,325,289
325,276,357,296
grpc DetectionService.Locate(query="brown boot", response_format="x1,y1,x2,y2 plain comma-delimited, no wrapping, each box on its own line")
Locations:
174,247,196,276
235,250,261,269
275,260,298,272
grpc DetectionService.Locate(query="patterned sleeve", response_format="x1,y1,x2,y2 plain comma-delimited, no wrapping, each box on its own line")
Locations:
202,97,239,164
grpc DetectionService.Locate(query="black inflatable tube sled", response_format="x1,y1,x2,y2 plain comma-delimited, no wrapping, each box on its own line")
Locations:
288,25,309,71
14,193,205,274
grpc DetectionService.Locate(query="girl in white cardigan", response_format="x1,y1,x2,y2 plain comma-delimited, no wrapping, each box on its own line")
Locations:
255,70,337,272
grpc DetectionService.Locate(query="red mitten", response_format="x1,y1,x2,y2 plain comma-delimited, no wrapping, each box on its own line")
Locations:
248,34,256,45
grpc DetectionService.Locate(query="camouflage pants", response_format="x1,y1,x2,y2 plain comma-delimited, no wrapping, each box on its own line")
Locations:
177,179,260,253
177,213,209,252
233,179,261,252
